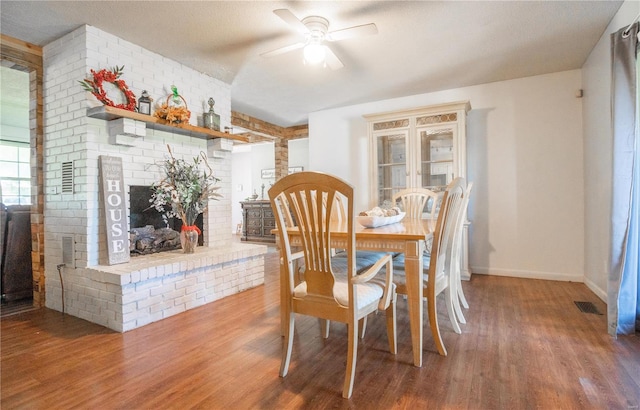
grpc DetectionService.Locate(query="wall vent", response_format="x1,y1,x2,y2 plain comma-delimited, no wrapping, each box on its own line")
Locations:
61,161,74,193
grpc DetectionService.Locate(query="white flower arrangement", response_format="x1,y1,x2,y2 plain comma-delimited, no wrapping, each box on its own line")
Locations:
150,145,222,226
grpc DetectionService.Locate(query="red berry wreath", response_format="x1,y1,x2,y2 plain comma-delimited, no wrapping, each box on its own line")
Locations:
79,65,137,111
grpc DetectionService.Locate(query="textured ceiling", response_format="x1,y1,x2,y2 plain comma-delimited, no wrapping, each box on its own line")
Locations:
0,1,623,127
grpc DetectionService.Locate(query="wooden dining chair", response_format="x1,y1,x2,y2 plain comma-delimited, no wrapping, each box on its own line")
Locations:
450,182,473,324
269,171,397,399
393,188,442,254
393,178,466,354
275,188,391,340
391,182,469,334
392,187,441,225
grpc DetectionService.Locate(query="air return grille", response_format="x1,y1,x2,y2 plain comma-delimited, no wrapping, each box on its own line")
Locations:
574,301,603,315
61,161,74,193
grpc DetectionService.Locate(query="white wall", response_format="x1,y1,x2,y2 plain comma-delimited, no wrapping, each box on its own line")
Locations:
289,138,309,172
310,70,585,282
582,0,639,301
231,145,253,232
251,142,276,198
230,138,309,233
230,142,273,232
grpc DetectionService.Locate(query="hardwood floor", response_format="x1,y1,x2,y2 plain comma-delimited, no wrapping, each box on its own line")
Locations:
2,245,639,409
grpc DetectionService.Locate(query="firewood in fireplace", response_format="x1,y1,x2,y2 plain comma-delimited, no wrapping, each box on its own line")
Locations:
130,225,181,255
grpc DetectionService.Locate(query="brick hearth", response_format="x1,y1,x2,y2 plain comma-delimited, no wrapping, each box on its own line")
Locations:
62,243,266,332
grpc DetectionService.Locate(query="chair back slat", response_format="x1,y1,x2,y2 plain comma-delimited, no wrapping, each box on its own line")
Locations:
402,192,428,219
392,188,442,231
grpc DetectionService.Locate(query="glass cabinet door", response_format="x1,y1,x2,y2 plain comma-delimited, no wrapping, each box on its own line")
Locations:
418,126,456,192
366,101,471,279
374,131,408,205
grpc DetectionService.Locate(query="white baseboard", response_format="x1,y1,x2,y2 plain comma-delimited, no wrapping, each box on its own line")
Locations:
470,266,584,282
583,276,607,303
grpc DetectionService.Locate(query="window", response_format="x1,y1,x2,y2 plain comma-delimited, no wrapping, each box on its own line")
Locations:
0,141,31,205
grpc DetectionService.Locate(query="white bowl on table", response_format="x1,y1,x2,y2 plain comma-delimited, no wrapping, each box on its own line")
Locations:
356,212,406,228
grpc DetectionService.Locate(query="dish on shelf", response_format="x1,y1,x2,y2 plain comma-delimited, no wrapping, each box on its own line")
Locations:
356,212,405,228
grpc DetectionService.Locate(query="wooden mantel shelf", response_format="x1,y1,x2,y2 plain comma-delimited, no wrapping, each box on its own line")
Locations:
87,105,250,143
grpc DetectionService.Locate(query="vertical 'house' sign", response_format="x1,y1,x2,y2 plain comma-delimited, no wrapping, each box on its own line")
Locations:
99,155,130,265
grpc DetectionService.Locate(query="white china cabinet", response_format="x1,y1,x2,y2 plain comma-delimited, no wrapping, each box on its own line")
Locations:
364,100,472,279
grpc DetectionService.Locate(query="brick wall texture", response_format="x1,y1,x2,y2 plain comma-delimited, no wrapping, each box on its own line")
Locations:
41,25,264,331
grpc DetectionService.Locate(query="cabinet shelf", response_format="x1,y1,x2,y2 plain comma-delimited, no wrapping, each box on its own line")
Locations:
378,162,407,167
86,105,250,143
421,159,453,165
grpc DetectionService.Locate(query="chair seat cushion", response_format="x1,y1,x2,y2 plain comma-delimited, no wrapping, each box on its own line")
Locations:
392,253,450,294
392,253,430,270
293,280,383,308
293,257,386,307
295,251,390,275
333,250,395,272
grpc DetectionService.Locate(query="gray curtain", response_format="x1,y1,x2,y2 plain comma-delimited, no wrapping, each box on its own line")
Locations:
608,22,639,336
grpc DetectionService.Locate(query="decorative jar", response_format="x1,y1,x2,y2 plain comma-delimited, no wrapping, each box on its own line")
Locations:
203,97,220,131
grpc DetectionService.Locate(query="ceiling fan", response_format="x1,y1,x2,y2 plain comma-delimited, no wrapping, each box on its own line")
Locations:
260,9,378,70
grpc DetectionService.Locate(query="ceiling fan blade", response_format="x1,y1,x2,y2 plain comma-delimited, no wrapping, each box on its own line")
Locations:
327,23,378,42
273,9,309,34
325,47,344,70
260,42,305,58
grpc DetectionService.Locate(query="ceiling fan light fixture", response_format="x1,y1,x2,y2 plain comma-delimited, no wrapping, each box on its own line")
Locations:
266,9,374,70
303,43,326,65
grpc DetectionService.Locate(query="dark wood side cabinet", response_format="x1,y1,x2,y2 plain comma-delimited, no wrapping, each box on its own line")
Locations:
240,200,275,243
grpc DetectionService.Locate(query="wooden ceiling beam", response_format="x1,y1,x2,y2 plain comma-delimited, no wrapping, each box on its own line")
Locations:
231,110,308,141
284,124,308,140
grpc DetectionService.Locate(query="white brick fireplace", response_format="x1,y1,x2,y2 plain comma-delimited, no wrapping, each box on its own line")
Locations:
42,25,266,332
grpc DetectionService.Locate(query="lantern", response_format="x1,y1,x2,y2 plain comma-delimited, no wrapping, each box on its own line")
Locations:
137,90,152,115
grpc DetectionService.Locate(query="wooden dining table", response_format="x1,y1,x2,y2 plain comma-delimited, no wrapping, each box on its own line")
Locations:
274,218,436,367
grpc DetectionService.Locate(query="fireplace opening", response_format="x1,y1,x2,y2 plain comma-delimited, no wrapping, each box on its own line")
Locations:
129,185,204,255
